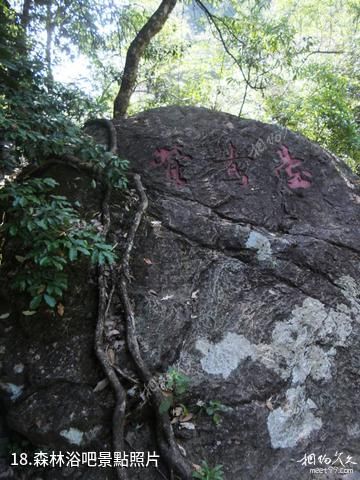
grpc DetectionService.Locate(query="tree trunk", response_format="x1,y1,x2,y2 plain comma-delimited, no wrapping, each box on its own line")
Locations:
21,0,32,32
45,0,54,80
113,0,177,119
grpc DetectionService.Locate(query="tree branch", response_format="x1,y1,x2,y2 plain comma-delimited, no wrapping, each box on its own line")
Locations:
21,0,32,32
194,0,264,93
113,0,177,118
45,0,54,80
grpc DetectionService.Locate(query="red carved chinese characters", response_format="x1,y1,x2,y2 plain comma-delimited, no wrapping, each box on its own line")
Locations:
150,146,190,186
275,145,312,189
226,142,249,186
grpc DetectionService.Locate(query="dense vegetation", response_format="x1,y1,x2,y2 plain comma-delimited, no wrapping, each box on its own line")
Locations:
0,0,127,309
0,0,359,308
0,2,358,478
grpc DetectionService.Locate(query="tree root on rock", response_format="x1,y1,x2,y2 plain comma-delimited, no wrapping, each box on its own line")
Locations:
118,174,193,480
12,150,194,479
95,185,129,480
95,174,193,479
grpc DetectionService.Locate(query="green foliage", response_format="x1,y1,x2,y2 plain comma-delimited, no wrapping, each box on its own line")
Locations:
0,1,128,183
0,2,128,314
3,0,358,172
0,71,128,186
159,395,173,415
264,64,360,167
192,461,224,480
196,399,227,425
0,1,27,89
219,1,301,85
159,368,190,414
204,400,227,426
0,177,116,309
165,368,190,396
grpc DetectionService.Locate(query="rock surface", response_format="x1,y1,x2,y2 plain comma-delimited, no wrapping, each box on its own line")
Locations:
1,106,360,479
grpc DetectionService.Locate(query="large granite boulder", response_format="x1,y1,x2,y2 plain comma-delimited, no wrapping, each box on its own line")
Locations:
0,106,359,479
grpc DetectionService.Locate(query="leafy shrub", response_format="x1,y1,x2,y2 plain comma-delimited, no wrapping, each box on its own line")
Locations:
192,461,224,480
165,368,190,396
159,368,190,414
201,400,228,426
0,177,116,309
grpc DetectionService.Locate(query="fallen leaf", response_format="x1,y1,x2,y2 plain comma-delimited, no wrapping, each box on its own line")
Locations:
148,289,158,296
266,397,273,411
15,255,26,263
22,310,36,316
93,378,109,392
180,413,193,423
143,258,153,265
57,303,65,317
191,290,199,299
0,313,10,319
173,406,183,417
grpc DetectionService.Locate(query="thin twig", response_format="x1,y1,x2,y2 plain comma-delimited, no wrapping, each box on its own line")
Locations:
194,0,262,91
239,77,249,117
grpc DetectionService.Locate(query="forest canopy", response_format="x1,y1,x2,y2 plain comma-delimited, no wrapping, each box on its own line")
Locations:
1,0,359,170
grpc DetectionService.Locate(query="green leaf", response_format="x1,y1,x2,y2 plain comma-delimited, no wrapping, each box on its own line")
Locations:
44,294,56,308
192,473,203,479
213,413,221,425
39,257,50,266
69,248,78,261
159,395,173,415
78,247,91,256
30,295,42,310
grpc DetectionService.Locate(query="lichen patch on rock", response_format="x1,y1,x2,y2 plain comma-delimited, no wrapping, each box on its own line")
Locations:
60,427,84,446
267,386,322,449
245,230,272,261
